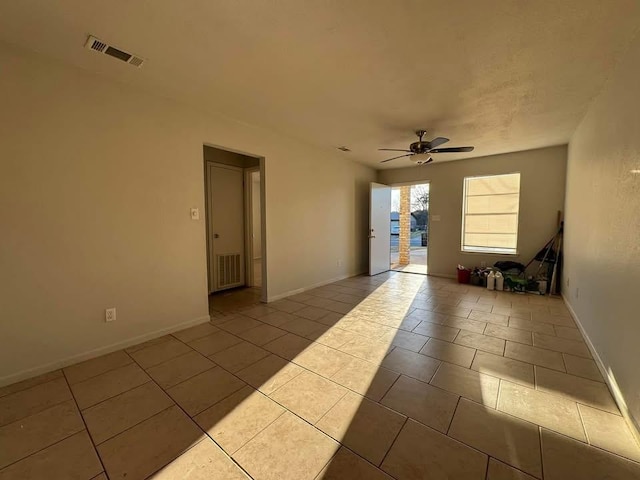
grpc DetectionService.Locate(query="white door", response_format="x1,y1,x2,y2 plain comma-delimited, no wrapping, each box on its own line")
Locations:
369,182,391,275
207,163,245,292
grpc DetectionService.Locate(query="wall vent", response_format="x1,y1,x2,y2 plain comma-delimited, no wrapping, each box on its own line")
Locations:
217,254,242,289
84,35,145,68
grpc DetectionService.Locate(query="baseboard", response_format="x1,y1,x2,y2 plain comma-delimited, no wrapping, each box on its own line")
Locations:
562,294,640,444
426,272,457,279
0,314,211,388
266,270,367,302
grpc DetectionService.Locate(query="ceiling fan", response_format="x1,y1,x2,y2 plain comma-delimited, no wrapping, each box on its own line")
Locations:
379,130,474,165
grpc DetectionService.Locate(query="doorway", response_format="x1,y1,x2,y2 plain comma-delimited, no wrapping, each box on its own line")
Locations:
203,145,265,303
390,183,429,275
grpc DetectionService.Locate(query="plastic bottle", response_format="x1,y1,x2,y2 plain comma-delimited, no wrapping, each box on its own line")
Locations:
494,271,504,291
487,271,496,290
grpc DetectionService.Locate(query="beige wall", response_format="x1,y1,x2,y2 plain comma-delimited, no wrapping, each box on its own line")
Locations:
378,146,567,276
564,34,640,429
0,43,375,384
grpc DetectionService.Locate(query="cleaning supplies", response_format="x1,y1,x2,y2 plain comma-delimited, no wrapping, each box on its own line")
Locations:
487,271,496,290
494,271,504,291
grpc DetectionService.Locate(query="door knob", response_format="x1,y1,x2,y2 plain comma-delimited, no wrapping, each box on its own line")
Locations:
214,233,220,239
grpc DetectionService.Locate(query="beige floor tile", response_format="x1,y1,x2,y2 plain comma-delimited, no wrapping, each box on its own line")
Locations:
315,447,393,479
312,327,361,349
234,412,339,480
296,306,331,321
293,343,352,377
64,350,133,385
83,382,174,444
469,311,509,326
125,335,173,354
0,370,63,399
316,391,406,465
507,316,556,335
218,315,264,335
541,428,640,480
487,458,537,480
0,377,72,426
259,310,298,327
381,418,487,479
381,375,459,433
91,474,108,480
382,348,441,382
188,330,243,356
171,322,220,343
434,305,473,318
553,325,583,341
150,438,249,479
498,381,586,441
0,431,102,480
270,370,347,424
471,351,534,387
269,299,307,313
237,323,287,346
449,399,541,477
563,354,604,382
379,329,429,352
405,308,449,325
146,351,215,389
443,315,487,334
420,338,476,368
209,341,269,373
331,357,399,402
0,399,84,469
504,342,565,371
338,336,392,364
315,311,347,327
412,321,460,342
579,404,640,462
430,362,500,407
530,312,576,327
195,386,285,454
338,318,394,339
263,333,313,360
129,337,192,369
70,363,150,410
236,354,304,395
535,367,618,413
533,333,591,358
280,317,325,337
167,367,246,416
240,305,276,319
98,405,205,480
455,330,505,355
484,324,533,345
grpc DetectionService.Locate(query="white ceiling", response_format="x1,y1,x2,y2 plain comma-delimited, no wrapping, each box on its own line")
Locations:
1,1,639,169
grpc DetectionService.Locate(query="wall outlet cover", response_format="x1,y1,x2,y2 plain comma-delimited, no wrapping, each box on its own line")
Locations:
105,308,116,322
190,208,200,220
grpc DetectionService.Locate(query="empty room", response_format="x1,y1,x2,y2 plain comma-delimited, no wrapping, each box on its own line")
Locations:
1,1,639,479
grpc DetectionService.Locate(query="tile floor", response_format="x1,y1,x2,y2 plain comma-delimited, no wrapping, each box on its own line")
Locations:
2,273,640,479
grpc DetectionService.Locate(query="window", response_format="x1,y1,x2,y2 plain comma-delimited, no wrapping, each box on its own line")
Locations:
461,173,520,254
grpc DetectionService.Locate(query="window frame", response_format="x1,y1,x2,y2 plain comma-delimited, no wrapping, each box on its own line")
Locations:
460,172,521,255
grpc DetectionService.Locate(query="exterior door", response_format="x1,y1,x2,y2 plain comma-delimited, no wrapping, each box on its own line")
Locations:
207,163,245,292
369,182,391,275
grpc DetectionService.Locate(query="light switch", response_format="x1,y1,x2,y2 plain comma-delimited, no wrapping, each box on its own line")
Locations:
190,208,200,220
431,215,441,221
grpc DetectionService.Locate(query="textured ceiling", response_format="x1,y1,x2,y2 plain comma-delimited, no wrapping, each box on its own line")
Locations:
1,1,639,169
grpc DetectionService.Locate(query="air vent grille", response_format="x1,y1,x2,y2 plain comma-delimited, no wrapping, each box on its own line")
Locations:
85,35,145,68
217,254,242,289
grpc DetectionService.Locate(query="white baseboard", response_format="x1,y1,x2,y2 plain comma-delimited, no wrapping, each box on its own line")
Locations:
0,314,211,388
426,272,457,279
562,294,640,444
266,270,367,302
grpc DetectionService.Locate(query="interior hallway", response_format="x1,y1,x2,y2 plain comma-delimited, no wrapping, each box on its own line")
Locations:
1,273,639,479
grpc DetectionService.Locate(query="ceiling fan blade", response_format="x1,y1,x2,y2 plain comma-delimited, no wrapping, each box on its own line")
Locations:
420,158,434,165
378,148,412,152
430,146,474,153
427,137,449,149
380,153,413,163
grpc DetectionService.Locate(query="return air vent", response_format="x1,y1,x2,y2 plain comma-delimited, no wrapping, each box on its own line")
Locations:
217,254,242,289
84,35,145,68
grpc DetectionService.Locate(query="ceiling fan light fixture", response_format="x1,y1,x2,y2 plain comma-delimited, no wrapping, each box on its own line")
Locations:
412,153,432,164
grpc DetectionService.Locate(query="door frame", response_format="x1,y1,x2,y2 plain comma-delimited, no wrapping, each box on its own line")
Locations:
203,143,267,302
389,180,431,275
244,166,261,287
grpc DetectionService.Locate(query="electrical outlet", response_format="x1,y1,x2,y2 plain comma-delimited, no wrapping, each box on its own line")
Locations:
190,208,200,220
105,307,116,322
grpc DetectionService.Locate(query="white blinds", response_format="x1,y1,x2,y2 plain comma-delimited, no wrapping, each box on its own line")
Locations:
462,173,521,254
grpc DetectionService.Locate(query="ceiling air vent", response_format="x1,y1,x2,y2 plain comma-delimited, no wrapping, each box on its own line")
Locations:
84,35,145,68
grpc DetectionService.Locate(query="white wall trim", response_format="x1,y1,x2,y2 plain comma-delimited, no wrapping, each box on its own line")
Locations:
0,315,211,388
266,270,367,302
427,272,457,279
562,294,640,444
